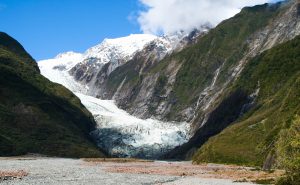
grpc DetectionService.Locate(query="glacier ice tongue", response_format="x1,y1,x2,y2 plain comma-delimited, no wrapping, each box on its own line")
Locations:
38,34,191,159
76,93,190,159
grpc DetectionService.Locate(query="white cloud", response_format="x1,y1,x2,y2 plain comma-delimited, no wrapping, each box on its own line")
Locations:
137,0,274,34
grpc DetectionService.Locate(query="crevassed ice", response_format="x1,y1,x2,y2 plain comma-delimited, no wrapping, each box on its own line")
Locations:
38,34,191,159
76,93,190,158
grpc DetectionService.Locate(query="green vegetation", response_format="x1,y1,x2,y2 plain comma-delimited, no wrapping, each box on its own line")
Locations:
106,58,140,93
193,35,300,171
154,75,168,95
102,3,286,124
151,3,282,119
275,116,300,185
252,178,275,185
0,32,105,158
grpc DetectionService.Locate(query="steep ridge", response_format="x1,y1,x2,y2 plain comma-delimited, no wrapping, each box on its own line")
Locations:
38,33,200,158
96,30,206,119
68,31,205,98
39,34,158,93
158,0,299,159
102,1,299,127
38,1,299,162
193,35,300,165
87,0,299,160
69,34,159,96
0,32,105,157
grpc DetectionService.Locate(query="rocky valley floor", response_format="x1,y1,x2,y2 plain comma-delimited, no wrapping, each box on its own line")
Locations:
0,156,283,185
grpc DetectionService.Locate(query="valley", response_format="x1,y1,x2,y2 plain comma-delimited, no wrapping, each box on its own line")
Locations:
77,92,190,159
0,156,281,185
1,0,299,184
38,33,196,159
37,0,300,163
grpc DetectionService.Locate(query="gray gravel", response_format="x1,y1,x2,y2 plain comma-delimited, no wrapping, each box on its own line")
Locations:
0,157,254,185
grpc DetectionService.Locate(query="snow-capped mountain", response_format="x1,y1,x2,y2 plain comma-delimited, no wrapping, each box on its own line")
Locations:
71,30,205,97
39,51,86,93
39,51,83,71
38,33,195,158
84,34,158,61
39,32,199,97
39,34,161,92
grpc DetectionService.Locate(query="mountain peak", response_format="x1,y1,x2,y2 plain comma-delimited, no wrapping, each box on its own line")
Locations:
84,34,158,61
55,51,83,59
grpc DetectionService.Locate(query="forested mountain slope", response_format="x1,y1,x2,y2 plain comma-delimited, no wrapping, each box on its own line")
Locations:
193,35,300,167
0,32,105,157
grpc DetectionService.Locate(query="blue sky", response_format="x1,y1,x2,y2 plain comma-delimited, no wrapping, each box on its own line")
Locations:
0,0,142,60
0,0,282,61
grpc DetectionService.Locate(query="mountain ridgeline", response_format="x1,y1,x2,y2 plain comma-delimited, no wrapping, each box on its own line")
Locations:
78,0,299,164
37,0,300,166
193,35,300,185
0,32,105,157
164,0,300,159
1,2,299,183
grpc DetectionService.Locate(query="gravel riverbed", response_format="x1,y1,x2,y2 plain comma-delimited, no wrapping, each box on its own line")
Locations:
0,157,261,185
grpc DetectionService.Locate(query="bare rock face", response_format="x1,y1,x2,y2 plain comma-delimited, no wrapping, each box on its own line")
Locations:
190,0,300,132
66,1,300,130
38,1,299,160
89,0,300,159
68,30,206,99
92,30,207,120
38,31,206,159
104,1,300,127
165,0,300,159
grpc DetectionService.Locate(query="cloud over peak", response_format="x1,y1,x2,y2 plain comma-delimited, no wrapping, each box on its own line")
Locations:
137,0,274,35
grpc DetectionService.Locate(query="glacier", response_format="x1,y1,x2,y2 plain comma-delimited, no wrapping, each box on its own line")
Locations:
38,34,191,158
77,93,189,158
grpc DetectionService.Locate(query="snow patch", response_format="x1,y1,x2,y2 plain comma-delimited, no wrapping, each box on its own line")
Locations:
38,34,191,159
38,51,87,93
84,34,158,61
